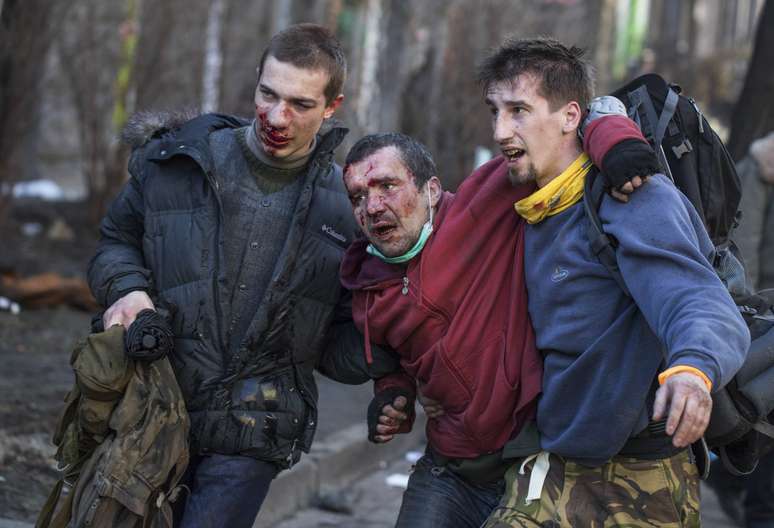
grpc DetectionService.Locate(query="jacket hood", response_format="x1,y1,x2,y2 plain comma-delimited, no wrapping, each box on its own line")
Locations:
339,191,452,290
315,117,348,156
340,238,405,290
121,109,201,148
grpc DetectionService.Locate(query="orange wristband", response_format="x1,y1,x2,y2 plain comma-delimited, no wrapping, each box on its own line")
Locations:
658,365,713,392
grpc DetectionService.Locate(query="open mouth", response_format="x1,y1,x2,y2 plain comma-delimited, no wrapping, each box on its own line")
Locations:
502,147,525,162
370,223,397,239
261,130,291,149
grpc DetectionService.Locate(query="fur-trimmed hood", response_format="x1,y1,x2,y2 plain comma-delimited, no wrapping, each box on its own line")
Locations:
121,109,201,148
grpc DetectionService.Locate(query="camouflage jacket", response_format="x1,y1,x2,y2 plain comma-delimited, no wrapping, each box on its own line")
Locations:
38,326,189,528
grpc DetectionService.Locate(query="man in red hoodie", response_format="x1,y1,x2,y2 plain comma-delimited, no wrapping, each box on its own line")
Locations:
340,126,646,526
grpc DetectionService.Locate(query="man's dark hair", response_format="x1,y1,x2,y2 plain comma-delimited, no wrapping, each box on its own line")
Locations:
258,23,347,105
345,133,438,188
477,37,594,112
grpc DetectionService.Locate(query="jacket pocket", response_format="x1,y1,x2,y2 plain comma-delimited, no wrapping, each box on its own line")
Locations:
144,208,207,290
460,332,521,451
407,341,472,414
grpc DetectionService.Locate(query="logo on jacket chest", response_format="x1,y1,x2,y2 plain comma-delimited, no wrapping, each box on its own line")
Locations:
321,224,347,244
551,266,569,283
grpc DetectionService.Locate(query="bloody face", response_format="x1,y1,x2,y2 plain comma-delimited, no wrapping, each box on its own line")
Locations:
343,146,434,258
485,73,573,187
253,55,341,162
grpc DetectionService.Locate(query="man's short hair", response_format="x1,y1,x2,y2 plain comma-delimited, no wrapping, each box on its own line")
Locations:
258,23,347,105
345,133,438,188
477,37,594,112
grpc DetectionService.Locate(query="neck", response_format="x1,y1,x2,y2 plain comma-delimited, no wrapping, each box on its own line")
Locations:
535,142,584,189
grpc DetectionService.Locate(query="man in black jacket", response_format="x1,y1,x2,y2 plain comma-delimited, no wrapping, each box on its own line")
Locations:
88,24,398,528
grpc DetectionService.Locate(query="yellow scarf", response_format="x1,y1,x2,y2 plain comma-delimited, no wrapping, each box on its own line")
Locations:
514,152,592,224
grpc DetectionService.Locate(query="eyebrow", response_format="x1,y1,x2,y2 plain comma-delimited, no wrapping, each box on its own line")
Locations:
502,98,532,109
259,83,318,107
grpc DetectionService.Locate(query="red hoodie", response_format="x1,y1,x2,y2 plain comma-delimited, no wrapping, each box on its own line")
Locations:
340,156,541,458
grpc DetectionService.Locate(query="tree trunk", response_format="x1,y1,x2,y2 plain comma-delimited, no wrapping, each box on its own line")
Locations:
98,0,141,221
727,0,774,160
356,0,383,131
202,0,226,112
0,0,69,225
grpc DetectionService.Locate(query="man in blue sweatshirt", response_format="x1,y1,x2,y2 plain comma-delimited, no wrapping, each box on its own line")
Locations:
480,38,750,527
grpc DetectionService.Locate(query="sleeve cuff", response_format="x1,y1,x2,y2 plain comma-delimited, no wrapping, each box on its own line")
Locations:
582,114,648,168
106,273,152,306
658,365,713,391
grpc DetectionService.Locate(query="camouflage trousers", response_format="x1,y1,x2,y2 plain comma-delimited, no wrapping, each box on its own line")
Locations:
483,449,700,527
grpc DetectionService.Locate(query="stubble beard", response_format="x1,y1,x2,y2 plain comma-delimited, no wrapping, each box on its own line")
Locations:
507,163,538,187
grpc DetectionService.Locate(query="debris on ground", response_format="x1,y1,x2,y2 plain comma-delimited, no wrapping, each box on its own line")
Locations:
385,473,409,489
0,271,98,311
0,296,21,314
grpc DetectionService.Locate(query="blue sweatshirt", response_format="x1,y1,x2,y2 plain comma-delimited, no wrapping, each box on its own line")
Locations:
525,174,749,466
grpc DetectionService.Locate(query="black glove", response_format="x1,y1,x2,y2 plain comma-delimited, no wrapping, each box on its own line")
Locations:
367,387,413,443
600,138,660,191
124,308,174,361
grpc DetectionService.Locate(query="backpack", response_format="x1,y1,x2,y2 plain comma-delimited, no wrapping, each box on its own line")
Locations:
583,73,774,477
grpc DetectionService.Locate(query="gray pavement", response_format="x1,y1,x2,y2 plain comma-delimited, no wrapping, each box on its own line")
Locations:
313,373,374,439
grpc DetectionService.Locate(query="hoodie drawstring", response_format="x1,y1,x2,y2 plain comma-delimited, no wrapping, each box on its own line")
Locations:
364,290,373,365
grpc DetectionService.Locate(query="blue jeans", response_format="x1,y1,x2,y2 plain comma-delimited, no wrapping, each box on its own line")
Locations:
175,453,279,528
395,452,505,528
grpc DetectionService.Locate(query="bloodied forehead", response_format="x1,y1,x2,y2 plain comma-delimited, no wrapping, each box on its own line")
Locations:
344,146,416,191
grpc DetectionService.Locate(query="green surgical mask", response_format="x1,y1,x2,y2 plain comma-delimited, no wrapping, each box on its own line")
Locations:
366,183,435,264
367,221,433,264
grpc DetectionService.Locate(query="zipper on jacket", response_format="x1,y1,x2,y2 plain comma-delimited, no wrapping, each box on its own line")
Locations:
404,276,452,326
201,164,226,355
174,146,227,353
286,438,298,468
688,97,704,134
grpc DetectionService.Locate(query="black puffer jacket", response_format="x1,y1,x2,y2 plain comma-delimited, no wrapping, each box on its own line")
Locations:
88,112,398,467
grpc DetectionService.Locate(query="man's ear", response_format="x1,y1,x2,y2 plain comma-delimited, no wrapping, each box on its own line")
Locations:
562,101,583,134
427,176,442,208
323,94,344,119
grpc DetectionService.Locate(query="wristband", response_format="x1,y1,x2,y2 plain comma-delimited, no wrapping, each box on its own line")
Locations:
658,365,712,391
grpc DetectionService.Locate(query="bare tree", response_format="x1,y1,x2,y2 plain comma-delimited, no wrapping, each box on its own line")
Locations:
57,0,139,220
202,0,227,113
0,0,70,224
728,0,774,160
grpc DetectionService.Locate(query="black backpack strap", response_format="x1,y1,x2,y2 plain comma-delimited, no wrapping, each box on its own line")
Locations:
628,85,678,182
583,170,631,297
655,88,679,147
751,420,774,438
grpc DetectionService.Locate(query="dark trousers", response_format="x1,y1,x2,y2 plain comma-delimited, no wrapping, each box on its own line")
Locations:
395,452,505,528
708,452,774,528
174,453,279,528
746,452,774,527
